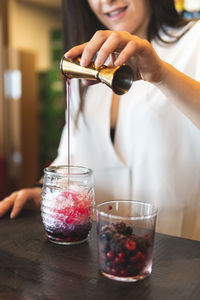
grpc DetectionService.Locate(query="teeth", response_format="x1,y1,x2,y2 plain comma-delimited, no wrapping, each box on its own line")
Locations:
109,9,121,16
108,8,125,16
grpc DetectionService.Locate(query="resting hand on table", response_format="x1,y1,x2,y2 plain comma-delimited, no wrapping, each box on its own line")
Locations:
0,187,41,219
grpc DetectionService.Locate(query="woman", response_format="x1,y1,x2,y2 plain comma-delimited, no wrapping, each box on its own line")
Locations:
1,0,200,240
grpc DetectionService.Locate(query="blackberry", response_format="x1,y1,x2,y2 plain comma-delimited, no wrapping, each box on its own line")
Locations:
112,222,127,234
136,237,149,253
125,226,133,235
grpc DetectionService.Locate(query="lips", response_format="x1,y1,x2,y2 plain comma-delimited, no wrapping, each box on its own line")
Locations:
106,6,127,18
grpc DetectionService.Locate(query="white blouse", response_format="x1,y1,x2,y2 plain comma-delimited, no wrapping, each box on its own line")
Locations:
53,21,200,241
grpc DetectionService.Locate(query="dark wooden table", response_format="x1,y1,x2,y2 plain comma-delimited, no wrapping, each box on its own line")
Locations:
0,211,200,300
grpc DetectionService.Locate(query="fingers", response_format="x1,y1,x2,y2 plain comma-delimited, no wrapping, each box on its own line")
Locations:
24,188,42,211
65,42,88,59
0,188,41,219
65,30,114,67
10,190,30,219
65,30,146,68
64,30,160,83
114,40,139,66
114,37,150,65
0,194,15,217
93,31,125,67
80,31,141,68
11,188,41,219
80,31,112,67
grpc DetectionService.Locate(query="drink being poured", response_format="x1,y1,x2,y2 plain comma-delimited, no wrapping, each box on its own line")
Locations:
41,57,100,245
66,78,70,171
41,54,134,245
62,54,134,171
41,166,94,245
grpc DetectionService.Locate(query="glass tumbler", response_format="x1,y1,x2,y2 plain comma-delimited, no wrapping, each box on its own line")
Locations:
96,200,157,282
41,165,95,245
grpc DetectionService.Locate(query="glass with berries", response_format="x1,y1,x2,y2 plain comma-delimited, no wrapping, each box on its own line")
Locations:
96,200,157,282
41,165,95,245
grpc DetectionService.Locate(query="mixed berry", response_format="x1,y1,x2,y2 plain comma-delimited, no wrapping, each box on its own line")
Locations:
46,221,92,243
42,189,93,244
98,222,154,278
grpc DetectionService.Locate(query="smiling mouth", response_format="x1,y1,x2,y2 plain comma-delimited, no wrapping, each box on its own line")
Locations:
106,6,128,17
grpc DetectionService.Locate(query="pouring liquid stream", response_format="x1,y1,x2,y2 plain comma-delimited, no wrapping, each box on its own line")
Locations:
66,78,70,186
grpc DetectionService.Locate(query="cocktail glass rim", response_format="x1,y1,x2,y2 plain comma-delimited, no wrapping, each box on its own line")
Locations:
96,200,158,221
43,165,93,177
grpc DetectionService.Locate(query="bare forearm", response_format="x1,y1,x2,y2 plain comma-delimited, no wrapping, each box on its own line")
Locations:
156,61,200,129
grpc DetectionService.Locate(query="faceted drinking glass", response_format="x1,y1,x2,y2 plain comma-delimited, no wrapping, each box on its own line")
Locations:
41,165,95,245
96,200,157,282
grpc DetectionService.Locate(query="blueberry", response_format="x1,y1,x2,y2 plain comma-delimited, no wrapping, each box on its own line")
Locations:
100,231,112,241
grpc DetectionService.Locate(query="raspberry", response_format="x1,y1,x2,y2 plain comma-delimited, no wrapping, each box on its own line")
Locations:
126,240,136,251
106,266,111,273
130,251,145,262
118,252,125,259
115,254,125,264
106,251,115,259
111,268,118,276
114,257,121,264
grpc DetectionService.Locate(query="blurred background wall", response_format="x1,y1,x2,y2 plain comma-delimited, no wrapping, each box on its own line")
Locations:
0,0,200,199
10,0,62,71
0,0,64,198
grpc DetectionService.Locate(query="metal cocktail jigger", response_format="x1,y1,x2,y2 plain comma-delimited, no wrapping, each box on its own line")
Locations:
60,55,134,95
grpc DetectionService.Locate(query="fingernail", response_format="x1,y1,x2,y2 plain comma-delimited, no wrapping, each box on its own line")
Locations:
64,52,70,58
95,58,102,68
80,58,87,67
10,212,15,219
114,59,121,66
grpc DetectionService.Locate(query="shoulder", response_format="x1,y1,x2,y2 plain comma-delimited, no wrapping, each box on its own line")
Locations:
153,21,200,52
175,20,200,41
175,20,200,48
155,20,200,44
178,20,200,49
183,20,200,37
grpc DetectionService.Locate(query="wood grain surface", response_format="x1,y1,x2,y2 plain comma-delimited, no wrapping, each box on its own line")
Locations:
0,211,200,300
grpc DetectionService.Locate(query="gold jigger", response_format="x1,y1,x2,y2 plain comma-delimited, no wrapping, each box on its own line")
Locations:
60,56,134,95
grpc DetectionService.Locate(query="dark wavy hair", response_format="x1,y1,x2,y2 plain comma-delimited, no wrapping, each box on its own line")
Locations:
62,0,189,51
